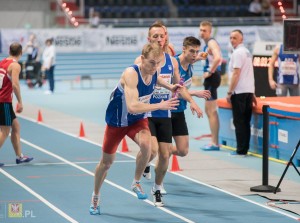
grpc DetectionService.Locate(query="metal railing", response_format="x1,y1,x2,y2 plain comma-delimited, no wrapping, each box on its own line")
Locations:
76,16,274,28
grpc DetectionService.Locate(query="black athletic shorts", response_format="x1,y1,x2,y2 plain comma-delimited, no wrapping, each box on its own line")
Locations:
0,102,16,126
203,71,221,100
148,117,172,143
171,111,189,136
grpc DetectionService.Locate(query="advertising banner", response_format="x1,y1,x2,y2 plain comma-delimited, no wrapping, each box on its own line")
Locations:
0,26,283,55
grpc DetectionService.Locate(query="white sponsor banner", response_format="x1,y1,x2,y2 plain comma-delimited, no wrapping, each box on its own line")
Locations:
101,28,147,52
1,29,29,54
0,28,147,53
0,26,283,54
252,41,281,56
167,27,198,53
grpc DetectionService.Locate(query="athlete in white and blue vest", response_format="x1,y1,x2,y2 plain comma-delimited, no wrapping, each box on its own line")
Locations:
148,53,174,118
134,24,203,207
268,44,300,96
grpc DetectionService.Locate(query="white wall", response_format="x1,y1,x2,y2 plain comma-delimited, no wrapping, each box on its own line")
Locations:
0,0,51,28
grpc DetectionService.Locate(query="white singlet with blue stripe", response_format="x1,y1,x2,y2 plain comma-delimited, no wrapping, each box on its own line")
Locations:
105,64,157,127
203,38,222,72
277,44,299,85
148,53,174,118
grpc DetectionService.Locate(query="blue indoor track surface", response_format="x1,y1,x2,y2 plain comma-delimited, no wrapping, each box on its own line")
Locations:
0,117,298,223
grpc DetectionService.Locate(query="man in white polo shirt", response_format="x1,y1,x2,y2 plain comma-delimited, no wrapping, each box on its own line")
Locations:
226,29,257,156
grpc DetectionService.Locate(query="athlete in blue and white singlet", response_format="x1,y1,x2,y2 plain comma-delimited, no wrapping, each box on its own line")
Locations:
148,53,174,118
171,36,209,158
277,44,299,85
90,42,182,215
199,20,223,150
172,56,193,113
202,38,222,99
105,64,157,127
269,44,300,96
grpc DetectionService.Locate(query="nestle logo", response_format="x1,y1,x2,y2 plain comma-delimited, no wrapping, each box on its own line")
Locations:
266,45,276,51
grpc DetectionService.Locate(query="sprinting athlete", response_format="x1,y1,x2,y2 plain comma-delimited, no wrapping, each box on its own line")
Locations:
172,36,211,157
89,42,181,215
135,22,203,207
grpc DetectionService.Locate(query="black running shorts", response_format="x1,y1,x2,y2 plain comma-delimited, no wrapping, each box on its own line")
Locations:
148,117,172,143
171,111,189,136
0,102,16,126
203,71,221,100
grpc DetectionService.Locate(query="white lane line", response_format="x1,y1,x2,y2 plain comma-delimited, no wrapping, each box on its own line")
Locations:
170,171,300,221
4,160,135,167
20,138,195,223
0,168,79,223
17,115,135,159
19,116,299,221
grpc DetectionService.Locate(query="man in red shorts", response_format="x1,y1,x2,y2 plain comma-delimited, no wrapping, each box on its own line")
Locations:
89,43,182,215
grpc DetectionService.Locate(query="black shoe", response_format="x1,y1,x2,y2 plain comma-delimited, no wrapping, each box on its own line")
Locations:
152,189,164,207
143,165,151,180
16,156,34,164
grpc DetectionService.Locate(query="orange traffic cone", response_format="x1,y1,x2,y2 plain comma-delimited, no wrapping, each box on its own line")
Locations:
37,110,43,122
170,155,181,172
121,138,129,152
79,122,86,137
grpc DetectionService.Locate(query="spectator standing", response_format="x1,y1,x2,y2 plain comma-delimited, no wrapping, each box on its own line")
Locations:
23,33,39,62
42,38,56,94
248,0,262,16
89,11,101,28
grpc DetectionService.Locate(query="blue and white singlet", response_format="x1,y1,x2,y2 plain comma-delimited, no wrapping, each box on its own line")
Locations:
203,38,222,72
105,64,157,127
148,53,174,118
277,44,299,85
172,55,193,112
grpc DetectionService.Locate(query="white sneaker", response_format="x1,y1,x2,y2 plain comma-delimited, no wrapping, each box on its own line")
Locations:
143,165,151,180
161,183,167,195
151,188,164,207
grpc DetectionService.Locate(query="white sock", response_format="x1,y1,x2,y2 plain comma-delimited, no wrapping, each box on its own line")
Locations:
91,192,100,206
132,179,140,186
154,183,162,191
17,153,24,159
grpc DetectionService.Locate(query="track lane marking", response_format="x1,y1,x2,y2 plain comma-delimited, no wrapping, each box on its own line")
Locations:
20,138,195,223
18,115,299,221
0,168,79,223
